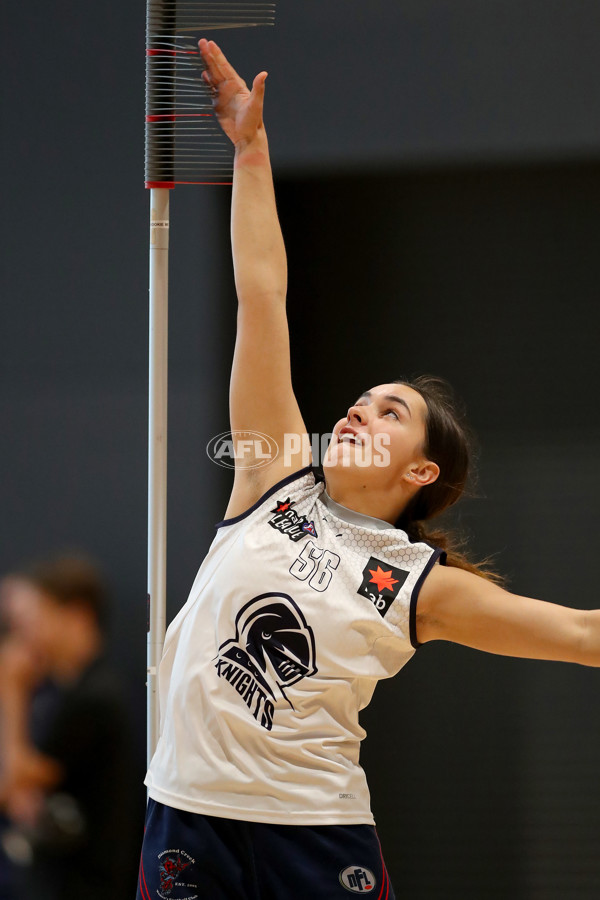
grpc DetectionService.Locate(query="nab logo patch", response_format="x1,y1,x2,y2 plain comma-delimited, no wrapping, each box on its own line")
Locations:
357,556,409,616
339,865,376,893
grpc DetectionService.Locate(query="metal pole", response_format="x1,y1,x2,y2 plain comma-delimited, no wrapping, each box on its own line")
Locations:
147,187,170,765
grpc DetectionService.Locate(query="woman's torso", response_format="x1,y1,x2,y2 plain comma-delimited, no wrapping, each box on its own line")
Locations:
145,468,442,825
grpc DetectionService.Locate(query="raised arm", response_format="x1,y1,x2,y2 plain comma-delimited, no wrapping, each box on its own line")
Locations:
199,40,310,518
416,564,600,666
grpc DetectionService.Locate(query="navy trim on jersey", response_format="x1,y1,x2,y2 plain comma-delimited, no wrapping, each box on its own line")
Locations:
409,548,446,649
216,466,315,529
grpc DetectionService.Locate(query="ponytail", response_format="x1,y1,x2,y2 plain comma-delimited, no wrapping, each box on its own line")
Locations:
402,519,503,585
395,376,503,585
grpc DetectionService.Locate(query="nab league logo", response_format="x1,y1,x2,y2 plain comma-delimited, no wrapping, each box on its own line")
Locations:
357,556,409,617
215,593,317,730
268,498,318,542
157,848,197,899
339,865,376,893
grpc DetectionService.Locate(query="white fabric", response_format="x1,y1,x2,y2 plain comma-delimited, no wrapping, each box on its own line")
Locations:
145,469,441,825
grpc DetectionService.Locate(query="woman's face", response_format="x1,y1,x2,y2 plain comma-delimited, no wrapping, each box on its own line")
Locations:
323,383,435,494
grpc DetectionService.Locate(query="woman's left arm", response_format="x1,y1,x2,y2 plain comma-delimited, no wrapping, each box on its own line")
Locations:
417,564,600,666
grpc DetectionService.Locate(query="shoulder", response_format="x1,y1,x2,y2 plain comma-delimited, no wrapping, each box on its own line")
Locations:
217,465,319,529
415,564,506,645
419,563,506,603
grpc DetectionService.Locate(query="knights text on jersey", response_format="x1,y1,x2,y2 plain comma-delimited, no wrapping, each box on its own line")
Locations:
145,467,443,826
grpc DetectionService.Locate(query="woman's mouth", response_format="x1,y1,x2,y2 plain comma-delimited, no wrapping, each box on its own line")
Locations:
337,430,364,446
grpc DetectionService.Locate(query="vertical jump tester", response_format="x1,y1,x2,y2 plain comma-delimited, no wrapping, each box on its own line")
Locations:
145,0,277,763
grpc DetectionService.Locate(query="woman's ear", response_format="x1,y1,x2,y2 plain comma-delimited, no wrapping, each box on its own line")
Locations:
409,460,440,487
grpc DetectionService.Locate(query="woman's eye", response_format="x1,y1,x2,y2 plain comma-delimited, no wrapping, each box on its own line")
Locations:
384,409,399,420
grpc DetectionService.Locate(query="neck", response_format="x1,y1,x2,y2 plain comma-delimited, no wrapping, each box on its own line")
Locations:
324,480,410,526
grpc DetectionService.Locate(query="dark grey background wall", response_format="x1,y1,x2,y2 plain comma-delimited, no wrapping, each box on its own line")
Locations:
277,164,600,896
2,1,600,896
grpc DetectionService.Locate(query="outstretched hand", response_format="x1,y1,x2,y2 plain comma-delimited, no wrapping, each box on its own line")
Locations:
199,39,267,147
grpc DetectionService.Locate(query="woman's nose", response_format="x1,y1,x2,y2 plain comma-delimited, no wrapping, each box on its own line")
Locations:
347,405,365,425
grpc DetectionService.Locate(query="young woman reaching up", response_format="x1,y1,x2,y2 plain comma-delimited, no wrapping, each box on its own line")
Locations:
136,40,599,900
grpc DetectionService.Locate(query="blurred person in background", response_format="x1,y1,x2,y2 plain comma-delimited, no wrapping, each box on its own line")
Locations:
0,556,141,900
0,575,60,900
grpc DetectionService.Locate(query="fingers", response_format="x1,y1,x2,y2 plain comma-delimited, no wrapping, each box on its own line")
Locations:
201,69,216,96
209,42,230,81
198,39,267,119
252,71,268,94
198,38,240,86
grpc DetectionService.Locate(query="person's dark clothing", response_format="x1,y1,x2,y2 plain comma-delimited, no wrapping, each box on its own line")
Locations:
24,655,141,900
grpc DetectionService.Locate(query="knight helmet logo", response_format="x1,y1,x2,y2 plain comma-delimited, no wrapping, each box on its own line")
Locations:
217,592,317,710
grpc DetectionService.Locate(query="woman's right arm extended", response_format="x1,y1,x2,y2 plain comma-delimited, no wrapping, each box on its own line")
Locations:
199,40,310,519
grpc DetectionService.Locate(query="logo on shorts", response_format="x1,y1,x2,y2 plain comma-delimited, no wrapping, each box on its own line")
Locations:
157,848,197,899
339,865,376,893
268,498,318,541
356,556,409,616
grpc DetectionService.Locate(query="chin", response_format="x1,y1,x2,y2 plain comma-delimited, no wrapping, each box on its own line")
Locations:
323,455,383,488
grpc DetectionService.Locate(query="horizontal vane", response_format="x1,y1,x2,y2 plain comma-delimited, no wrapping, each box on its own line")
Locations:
145,2,276,184
147,1,275,31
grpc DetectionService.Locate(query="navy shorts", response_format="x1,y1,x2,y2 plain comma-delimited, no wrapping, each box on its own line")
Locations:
137,798,395,899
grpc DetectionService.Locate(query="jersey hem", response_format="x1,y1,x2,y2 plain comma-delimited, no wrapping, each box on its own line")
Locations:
145,785,376,826
215,465,315,529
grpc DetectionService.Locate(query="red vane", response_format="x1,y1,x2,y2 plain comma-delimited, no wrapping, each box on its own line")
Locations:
145,180,233,189
146,48,198,56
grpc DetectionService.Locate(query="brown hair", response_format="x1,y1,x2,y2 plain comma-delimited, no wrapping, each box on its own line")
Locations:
21,554,109,630
395,375,502,583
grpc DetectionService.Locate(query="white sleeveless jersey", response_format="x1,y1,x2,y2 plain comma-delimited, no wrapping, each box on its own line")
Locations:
145,468,443,826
